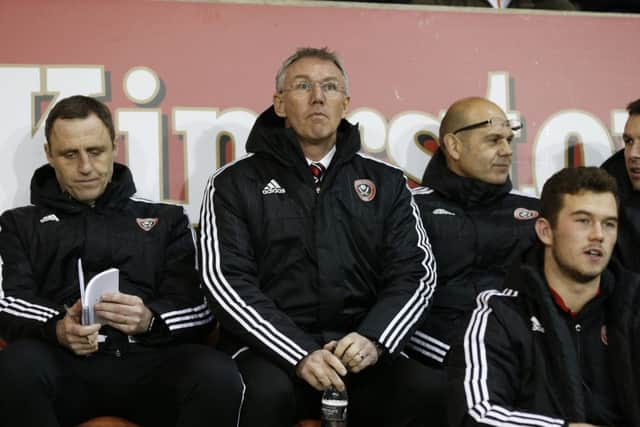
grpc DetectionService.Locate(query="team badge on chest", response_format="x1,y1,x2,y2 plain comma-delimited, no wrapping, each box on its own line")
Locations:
136,217,158,231
354,179,376,202
513,208,539,220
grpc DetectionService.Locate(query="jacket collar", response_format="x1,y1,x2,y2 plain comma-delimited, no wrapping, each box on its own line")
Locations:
245,106,361,169
509,245,615,307
421,149,513,208
30,163,136,213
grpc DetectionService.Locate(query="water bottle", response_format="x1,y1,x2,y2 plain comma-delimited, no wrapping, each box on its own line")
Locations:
321,386,348,427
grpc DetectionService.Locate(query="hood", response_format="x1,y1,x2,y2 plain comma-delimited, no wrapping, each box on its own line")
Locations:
30,163,136,213
245,106,361,167
421,149,513,208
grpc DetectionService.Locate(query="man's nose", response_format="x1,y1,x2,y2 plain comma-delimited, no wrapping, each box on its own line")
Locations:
589,222,605,241
77,152,92,173
499,138,513,156
310,82,325,103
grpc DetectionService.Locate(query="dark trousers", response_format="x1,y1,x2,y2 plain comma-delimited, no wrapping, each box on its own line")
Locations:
0,339,244,427
233,348,436,427
400,351,451,427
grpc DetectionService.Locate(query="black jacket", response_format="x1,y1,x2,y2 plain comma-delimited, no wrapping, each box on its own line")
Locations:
199,106,436,372
602,149,640,273
0,163,213,350
448,246,640,426
406,150,539,365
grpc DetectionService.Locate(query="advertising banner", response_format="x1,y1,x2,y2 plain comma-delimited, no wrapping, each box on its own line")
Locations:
1,0,638,220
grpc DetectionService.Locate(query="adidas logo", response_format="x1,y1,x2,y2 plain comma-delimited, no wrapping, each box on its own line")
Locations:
432,208,455,216
40,214,60,223
530,316,545,333
262,179,286,195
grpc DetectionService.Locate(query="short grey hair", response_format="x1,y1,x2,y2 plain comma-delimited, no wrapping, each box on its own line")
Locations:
275,47,349,95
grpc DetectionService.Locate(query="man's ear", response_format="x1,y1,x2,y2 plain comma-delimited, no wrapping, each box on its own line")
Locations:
442,133,461,160
44,143,53,165
341,96,351,118
273,92,286,118
535,217,553,246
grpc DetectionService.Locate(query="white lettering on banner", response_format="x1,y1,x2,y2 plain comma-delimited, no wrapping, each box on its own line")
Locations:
174,109,218,218
0,66,41,212
486,72,523,184
486,72,521,124
0,65,104,215
611,110,629,140
387,112,440,182
174,109,253,220
348,108,388,154
0,64,626,219
533,111,614,194
123,66,160,105
45,66,105,107
117,109,163,201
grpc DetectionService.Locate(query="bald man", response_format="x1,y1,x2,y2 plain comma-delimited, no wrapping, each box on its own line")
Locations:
407,97,539,367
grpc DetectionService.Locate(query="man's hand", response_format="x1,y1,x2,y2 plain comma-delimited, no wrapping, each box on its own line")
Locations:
330,332,380,373
56,299,101,356
296,349,347,391
94,292,153,335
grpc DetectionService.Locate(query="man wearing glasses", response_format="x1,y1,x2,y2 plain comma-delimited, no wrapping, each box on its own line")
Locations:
406,97,539,424
199,47,437,426
601,98,640,273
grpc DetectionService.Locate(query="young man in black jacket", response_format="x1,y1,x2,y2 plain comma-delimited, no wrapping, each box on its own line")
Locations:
601,98,640,274
199,47,437,427
0,95,243,427
449,166,640,426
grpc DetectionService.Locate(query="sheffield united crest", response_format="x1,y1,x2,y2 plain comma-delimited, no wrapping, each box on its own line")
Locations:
513,208,539,220
136,218,158,231
354,179,376,202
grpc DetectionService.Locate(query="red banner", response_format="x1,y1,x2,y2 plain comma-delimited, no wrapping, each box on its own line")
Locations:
1,0,638,220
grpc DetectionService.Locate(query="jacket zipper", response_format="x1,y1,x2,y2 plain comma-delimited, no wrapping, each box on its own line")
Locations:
574,322,591,395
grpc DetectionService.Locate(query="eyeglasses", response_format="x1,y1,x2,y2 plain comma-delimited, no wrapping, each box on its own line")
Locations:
280,79,347,97
452,117,523,135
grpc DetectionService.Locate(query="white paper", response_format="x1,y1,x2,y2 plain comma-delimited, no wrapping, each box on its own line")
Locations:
78,259,119,325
